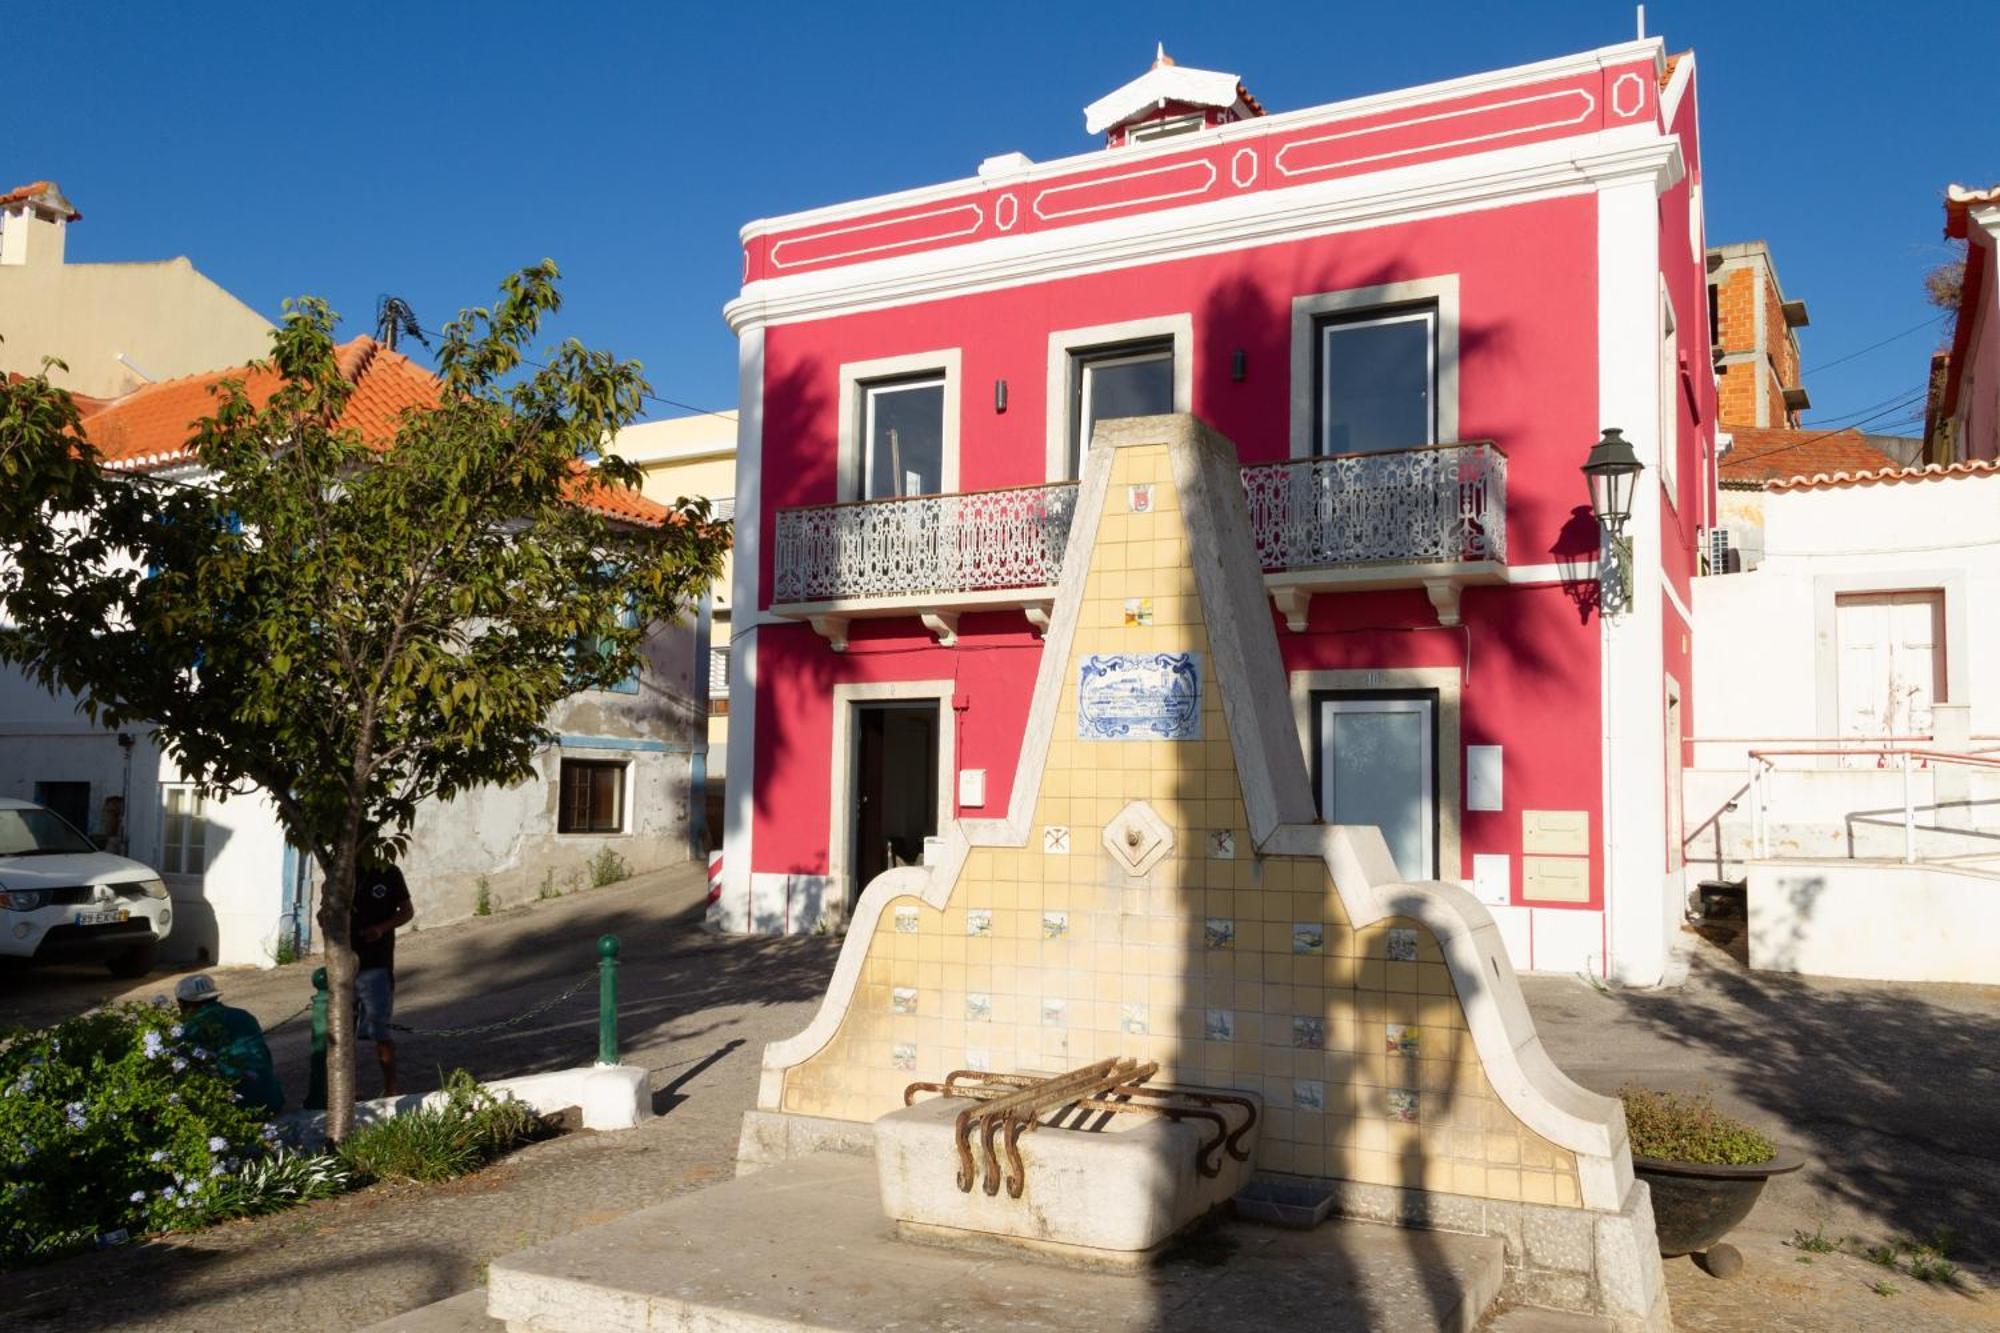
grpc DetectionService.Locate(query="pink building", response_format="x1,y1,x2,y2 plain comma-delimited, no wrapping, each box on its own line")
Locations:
719,38,1716,984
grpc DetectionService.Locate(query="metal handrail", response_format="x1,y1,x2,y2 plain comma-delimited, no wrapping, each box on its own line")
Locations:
1745,744,2000,865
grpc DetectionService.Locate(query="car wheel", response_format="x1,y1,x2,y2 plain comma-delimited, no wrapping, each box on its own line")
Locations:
106,940,159,979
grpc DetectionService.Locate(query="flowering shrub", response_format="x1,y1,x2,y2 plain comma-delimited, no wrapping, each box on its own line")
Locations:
0,1004,268,1265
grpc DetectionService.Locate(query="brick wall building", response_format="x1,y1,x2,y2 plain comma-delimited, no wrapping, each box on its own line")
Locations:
1707,240,1810,427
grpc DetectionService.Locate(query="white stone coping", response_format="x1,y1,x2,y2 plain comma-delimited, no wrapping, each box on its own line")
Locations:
276,1064,652,1149
755,415,1633,1212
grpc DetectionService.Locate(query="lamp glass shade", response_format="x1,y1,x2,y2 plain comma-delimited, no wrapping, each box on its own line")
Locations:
1582,428,1643,532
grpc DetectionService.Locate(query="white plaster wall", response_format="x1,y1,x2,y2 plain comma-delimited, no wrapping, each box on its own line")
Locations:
1748,859,2000,983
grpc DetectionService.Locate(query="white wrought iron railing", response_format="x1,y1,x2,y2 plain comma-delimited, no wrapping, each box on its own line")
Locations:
1240,442,1508,573
773,482,1079,604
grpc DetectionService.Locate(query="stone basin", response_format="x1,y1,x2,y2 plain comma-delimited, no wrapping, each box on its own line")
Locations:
874,1090,1261,1264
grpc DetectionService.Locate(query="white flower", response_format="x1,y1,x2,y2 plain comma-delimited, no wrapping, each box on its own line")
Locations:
206,1136,227,1152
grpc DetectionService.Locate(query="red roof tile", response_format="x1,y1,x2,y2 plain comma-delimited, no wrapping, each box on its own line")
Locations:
1717,425,1901,487
1765,457,2000,492
79,337,667,525
0,180,80,221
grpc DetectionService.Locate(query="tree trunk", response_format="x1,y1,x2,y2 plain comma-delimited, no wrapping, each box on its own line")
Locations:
316,827,363,1140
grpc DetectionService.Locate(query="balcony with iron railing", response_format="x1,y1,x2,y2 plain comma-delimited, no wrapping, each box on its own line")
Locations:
769,441,1507,648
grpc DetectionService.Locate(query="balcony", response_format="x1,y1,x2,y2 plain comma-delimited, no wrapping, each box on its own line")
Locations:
772,482,1078,649
769,442,1507,647
1242,441,1508,628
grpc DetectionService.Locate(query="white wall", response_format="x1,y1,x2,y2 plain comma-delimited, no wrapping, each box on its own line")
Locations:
1748,859,2000,984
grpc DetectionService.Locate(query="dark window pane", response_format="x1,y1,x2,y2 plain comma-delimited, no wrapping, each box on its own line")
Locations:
1070,342,1174,477
1319,312,1435,455
865,380,945,498
558,760,625,834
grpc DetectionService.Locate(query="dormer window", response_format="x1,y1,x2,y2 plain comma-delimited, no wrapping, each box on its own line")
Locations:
1126,113,1205,144
1082,46,1266,149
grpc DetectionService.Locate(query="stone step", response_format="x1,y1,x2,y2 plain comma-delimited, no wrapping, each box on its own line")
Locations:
1481,1305,1618,1332
486,1153,1509,1332
361,1288,501,1331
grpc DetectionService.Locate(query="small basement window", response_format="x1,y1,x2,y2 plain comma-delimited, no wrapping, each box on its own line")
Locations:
558,759,626,834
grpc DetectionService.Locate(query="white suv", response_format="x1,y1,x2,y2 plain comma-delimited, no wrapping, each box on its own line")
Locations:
0,798,173,976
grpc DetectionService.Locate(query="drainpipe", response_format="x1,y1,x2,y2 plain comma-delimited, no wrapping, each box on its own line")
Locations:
689,590,713,860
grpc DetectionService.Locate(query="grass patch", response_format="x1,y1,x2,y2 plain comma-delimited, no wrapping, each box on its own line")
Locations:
336,1070,548,1184
474,876,493,917
536,869,560,902
1619,1085,1775,1166
1790,1226,1840,1254
1870,1280,1900,1297
587,847,629,888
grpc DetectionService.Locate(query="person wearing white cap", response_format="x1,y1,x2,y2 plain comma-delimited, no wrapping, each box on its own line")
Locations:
175,973,284,1116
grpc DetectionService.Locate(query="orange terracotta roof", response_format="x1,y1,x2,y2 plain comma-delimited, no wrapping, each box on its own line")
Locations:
1659,53,1683,91
0,180,80,221
1944,182,2000,240
1717,425,1901,487
1765,457,2000,492
79,336,667,525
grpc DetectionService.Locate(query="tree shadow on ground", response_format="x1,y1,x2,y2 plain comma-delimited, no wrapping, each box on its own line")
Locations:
1596,950,2000,1280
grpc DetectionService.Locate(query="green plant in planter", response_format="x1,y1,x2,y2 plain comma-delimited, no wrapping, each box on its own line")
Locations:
1618,1085,1775,1166
336,1069,546,1184
0,1005,270,1264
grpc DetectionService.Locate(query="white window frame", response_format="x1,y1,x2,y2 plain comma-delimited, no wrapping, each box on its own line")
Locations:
1289,667,1462,878
556,756,631,836
1044,314,1192,481
1290,277,1459,459
827,679,957,926
1315,695,1438,881
1314,307,1440,456
160,784,208,878
836,349,961,502
1660,280,1680,509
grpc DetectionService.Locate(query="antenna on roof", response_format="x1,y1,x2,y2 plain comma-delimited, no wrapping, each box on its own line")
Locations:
1635,4,1645,39
1153,41,1173,68
374,295,429,352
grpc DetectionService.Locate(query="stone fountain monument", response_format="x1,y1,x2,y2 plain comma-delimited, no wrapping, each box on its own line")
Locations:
477,416,1670,1332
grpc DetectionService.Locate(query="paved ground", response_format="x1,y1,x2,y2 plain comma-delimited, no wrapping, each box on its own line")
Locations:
1521,927,2000,1331
2,885,1995,1330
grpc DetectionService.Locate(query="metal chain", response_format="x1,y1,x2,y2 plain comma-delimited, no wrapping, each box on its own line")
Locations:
263,998,316,1033
387,967,599,1038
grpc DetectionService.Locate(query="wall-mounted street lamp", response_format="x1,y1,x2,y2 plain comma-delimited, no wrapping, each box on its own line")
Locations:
1582,427,1643,615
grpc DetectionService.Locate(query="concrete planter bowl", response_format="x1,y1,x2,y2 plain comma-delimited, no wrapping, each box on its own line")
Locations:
1632,1148,1805,1267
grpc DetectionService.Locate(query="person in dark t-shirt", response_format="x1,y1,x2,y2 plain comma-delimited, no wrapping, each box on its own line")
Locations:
351,860,414,1096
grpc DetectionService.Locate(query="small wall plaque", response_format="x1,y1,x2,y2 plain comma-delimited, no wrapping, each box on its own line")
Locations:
1127,483,1154,513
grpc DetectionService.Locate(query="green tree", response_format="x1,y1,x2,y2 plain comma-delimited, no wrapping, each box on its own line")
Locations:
0,264,727,1137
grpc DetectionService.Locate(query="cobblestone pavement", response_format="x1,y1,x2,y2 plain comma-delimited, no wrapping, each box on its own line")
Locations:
4,892,1996,1330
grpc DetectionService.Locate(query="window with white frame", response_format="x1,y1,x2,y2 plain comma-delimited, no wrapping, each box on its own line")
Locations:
1660,284,1680,507
1314,305,1438,456
557,759,626,834
1067,338,1175,478
160,785,207,876
708,643,729,698
860,374,946,499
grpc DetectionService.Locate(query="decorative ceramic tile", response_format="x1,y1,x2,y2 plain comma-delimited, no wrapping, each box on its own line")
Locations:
1042,825,1071,855
1385,1023,1421,1057
1041,910,1069,940
1077,652,1202,741
965,1048,990,1072
890,986,918,1016
1386,928,1419,962
1047,1029,1069,1058
1042,997,1068,1026
966,992,992,1022
1293,1080,1327,1113
1203,917,1236,950
966,909,993,937
1204,1009,1235,1041
1123,597,1154,627
1292,922,1325,956
1207,829,1236,859
1387,1088,1420,1124
893,906,920,934
891,1042,917,1072
1121,1002,1149,1035
1127,483,1154,513
1291,1016,1325,1050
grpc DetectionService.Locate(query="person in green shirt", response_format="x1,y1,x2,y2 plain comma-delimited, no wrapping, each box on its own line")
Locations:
174,973,285,1117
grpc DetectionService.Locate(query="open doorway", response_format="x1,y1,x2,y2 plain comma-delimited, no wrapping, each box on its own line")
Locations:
850,701,941,908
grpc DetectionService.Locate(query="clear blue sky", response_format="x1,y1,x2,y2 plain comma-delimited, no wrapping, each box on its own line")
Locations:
16,1,1992,437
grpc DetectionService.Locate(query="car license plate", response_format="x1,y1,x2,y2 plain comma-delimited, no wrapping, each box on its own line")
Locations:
74,908,128,926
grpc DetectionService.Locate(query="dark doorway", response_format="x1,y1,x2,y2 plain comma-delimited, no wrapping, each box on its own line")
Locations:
34,781,92,838
852,701,940,906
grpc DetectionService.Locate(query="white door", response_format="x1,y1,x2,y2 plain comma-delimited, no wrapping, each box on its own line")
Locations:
1318,696,1436,880
1836,592,1944,762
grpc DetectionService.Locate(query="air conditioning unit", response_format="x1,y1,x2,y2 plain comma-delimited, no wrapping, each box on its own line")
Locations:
1706,526,1740,574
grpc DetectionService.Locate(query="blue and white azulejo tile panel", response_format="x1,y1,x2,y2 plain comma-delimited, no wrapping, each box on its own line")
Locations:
1076,652,1202,741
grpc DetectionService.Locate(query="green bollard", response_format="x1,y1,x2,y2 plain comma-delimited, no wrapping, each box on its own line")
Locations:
305,966,329,1111
596,934,620,1067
